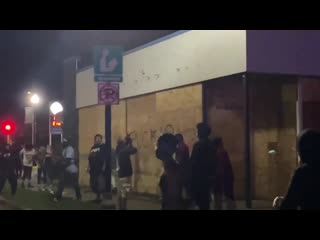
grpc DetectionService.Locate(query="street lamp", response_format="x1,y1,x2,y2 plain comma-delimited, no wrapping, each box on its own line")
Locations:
50,102,63,115
30,93,40,105
29,93,41,146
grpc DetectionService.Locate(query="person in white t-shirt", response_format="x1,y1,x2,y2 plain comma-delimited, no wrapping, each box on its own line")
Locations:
20,144,36,188
54,138,81,201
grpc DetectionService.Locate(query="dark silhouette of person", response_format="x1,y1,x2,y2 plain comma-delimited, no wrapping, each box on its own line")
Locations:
156,133,182,210
280,129,320,210
0,144,18,195
11,141,22,178
175,133,191,206
190,123,215,210
212,137,236,210
88,134,107,202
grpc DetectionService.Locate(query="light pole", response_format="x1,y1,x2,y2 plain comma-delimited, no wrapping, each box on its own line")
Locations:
30,93,40,146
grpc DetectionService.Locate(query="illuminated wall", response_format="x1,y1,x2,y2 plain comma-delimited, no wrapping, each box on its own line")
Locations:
76,30,246,108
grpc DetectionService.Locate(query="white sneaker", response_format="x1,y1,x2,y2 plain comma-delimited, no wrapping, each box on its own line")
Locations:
46,187,54,195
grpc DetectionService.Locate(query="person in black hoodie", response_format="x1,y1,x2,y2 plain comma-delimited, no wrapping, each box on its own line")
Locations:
88,134,106,202
0,144,18,195
10,141,22,178
190,123,216,210
280,129,320,210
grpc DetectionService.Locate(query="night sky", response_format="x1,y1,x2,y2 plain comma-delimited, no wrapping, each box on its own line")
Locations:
0,30,176,123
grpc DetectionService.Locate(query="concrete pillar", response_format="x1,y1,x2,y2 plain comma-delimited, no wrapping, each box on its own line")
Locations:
63,57,80,147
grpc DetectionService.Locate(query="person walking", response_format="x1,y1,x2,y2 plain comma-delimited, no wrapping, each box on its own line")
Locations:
0,144,18,196
54,139,81,201
44,144,54,194
212,137,236,210
20,144,36,189
10,141,22,178
116,136,137,210
190,123,216,210
36,145,47,187
88,134,107,203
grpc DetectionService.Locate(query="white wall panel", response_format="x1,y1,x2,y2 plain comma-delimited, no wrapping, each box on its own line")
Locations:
76,30,246,108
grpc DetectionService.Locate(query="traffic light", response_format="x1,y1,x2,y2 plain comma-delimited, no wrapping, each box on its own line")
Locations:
1,120,16,135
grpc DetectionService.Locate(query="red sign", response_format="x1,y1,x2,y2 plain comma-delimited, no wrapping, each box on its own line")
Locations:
98,83,119,105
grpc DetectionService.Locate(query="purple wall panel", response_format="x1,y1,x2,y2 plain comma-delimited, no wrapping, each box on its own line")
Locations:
247,30,320,77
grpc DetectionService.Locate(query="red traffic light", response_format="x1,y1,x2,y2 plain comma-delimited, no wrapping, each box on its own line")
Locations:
1,120,16,135
5,125,11,131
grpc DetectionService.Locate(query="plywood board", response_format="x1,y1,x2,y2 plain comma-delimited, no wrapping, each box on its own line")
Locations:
126,85,202,194
78,105,105,185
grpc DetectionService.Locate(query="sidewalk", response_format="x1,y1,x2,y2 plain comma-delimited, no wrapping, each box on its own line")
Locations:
58,187,273,210
0,171,273,210
1,184,273,210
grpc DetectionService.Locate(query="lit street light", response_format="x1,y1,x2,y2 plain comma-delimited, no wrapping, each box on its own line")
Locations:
27,92,41,146
50,102,63,115
30,93,40,105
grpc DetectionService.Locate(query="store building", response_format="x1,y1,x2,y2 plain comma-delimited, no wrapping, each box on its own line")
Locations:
74,30,320,205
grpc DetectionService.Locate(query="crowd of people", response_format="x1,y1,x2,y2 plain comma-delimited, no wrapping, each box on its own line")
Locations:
156,122,235,210
85,122,235,210
3,123,319,210
0,122,236,210
0,138,82,202
154,123,320,210
86,123,236,210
